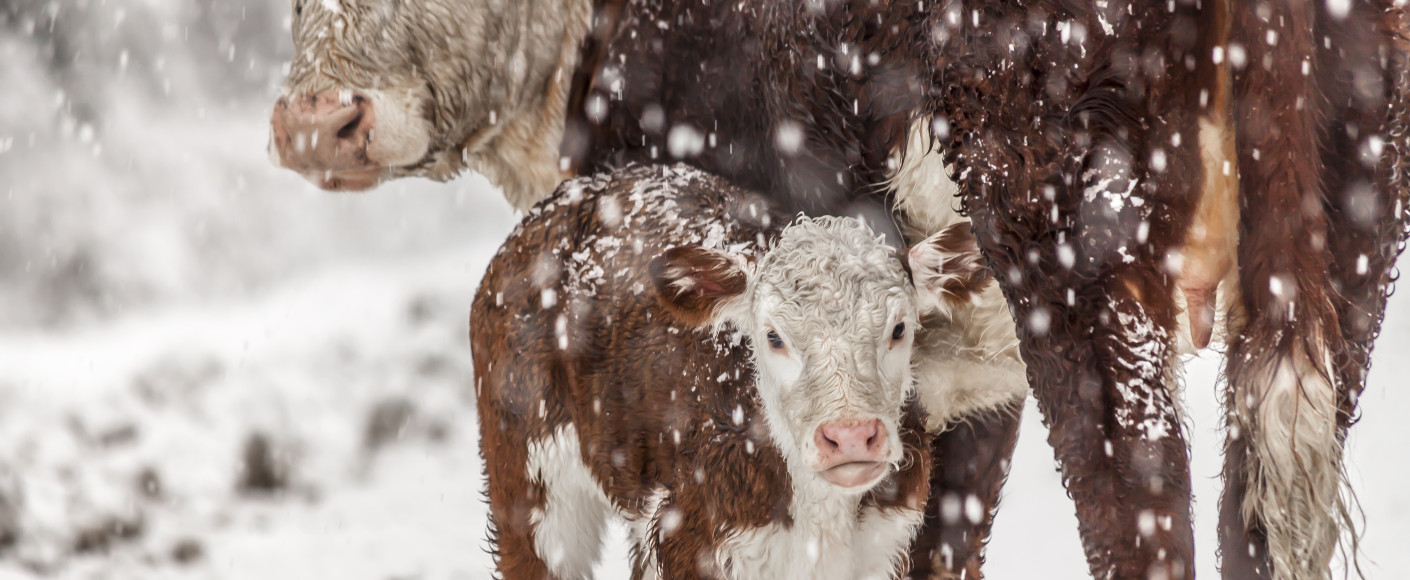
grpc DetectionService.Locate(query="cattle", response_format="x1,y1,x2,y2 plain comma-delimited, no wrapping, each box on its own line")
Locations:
471,163,1015,579
273,1,1410,578
271,3,1024,575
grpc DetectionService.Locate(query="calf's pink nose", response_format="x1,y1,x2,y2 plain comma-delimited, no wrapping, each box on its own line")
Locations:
270,90,379,190
815,418,886,466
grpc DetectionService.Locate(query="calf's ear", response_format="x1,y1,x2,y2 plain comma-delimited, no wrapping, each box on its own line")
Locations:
650,245,749,327
908,222,993,318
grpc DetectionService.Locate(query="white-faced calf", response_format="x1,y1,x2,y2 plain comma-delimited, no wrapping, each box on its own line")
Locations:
470,164,991,580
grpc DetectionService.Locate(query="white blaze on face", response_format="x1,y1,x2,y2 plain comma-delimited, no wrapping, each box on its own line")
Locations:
749,287,914,476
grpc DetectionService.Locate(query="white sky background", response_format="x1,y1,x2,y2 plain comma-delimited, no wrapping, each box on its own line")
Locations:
0,0,1405,578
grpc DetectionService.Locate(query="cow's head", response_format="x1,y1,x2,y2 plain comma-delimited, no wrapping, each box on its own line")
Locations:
269,0,590,207
651,218,986,492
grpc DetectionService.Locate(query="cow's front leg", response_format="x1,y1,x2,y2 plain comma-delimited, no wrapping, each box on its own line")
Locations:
907,401,1023,580
939,0,1206,573
956,58,1203,580
1024,277,1194,580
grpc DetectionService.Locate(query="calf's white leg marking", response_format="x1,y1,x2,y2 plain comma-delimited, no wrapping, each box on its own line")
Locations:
526,424,614,580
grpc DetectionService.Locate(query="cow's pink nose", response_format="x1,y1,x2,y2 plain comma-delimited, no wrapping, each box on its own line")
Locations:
815,418,887,466
269,90,380,191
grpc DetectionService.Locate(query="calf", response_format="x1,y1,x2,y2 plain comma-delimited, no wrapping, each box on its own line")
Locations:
470,164,1005,579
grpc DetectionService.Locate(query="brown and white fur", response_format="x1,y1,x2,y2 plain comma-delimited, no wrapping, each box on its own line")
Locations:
277,1,1410,578
268,0,589,204
471,164,1016,579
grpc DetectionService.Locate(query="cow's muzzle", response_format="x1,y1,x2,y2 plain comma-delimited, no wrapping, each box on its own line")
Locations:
269,90,382,191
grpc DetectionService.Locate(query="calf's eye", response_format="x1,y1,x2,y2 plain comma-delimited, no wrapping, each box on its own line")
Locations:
891,322,906,341
765,330,786,351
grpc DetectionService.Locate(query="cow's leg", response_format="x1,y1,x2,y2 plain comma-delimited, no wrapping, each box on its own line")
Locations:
945,0,1206,575
1216,0,1406,576
961,114,1202,580
907,401,1022,580
1317,0,1410,424
1024,279,1194,580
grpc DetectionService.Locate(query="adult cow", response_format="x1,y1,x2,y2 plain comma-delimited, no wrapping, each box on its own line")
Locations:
269,1,1410,579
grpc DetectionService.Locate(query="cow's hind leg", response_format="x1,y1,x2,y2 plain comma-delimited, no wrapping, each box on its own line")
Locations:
1316,0,1410,432
1217,0,1401,575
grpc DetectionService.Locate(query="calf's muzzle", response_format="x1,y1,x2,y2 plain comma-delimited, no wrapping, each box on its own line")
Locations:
814,418,890,488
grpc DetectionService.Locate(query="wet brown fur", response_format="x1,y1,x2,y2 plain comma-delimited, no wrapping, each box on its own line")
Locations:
1216,0,1410,577
556,0,1410,576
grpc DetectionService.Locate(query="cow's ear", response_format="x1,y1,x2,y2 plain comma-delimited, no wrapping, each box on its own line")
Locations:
651,245,749,327
908,222,993,318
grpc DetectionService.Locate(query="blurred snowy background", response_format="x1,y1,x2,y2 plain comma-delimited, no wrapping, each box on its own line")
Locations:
0,0,1404,578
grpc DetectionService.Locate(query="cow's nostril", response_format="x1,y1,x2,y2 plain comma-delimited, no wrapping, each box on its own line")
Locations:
337,111,364,140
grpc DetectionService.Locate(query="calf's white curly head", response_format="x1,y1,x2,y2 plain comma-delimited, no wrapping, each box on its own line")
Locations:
654,216,940,492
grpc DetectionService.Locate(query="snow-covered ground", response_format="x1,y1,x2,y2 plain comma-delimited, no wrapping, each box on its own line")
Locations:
1,1,1406,578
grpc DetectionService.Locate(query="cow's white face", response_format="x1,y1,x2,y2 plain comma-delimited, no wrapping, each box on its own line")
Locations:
655,217,945,493
270,0,590,206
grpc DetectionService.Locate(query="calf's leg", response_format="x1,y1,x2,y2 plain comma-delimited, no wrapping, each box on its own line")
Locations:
480,414,556,580
482,418,614,580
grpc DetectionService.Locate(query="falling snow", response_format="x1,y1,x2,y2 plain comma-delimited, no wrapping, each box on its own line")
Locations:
2,0,1409,578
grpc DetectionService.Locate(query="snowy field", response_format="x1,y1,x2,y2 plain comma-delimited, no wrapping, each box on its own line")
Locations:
0,1,1406,578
